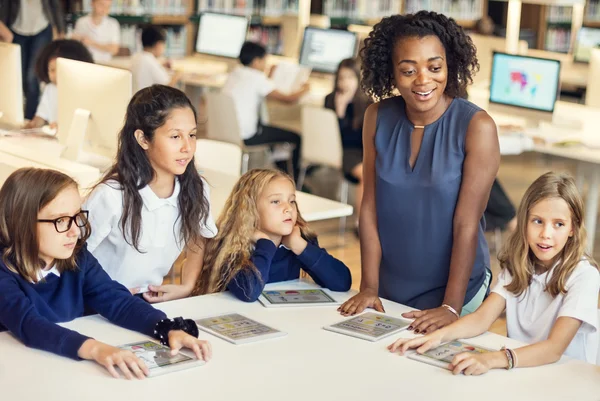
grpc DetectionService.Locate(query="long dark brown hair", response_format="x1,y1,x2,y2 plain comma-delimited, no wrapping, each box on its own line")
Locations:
95,85,210,252
0,168,91,283
325,58,371,131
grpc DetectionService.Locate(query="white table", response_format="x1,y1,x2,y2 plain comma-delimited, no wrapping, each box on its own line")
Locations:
202,168,353,222
469,87,600,251
1,280,598,401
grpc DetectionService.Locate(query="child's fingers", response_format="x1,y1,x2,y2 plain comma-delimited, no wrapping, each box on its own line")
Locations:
117,359,134,380
464,363,479,376
201,341,212,361
452,358,473,375
102,356,120,379
416,338,437,354
169,338,183,356
388,338,408,352
125,357,146,380
190,342,203,360
143,291,164,303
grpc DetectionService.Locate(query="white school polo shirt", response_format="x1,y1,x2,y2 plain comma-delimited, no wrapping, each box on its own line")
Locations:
492,260,600,364
83,178,217,292
11,0,49,36
35,83,57,124
221,66,276,140
73,15,120,63
131,51,170,92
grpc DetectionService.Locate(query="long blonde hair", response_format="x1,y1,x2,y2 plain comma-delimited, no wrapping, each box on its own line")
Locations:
193,169,316,295
498,172,598,297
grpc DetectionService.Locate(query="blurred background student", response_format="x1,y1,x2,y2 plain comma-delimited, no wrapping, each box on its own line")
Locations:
0,0,66,120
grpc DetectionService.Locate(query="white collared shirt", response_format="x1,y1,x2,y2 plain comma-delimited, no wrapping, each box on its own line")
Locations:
492,259,600,363
11,0,49,36
131,51,170,92
36,265,60,282
73,15,120,62
83,178,217,292
35,83,57,123
221,66,276,140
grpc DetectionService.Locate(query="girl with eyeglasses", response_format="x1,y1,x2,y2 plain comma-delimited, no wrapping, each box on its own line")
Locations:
0,168,212,379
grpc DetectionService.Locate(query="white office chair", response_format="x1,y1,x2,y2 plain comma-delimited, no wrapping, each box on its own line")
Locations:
195,138,242,177
204,91,295,176
586,49,600,109
299,106,352,236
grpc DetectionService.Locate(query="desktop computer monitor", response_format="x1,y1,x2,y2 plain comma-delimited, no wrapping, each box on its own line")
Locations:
57,58,132,162
488,52,561,125
299,27,357,74
195,13,249,59
0,43,24,128
574,27,600,63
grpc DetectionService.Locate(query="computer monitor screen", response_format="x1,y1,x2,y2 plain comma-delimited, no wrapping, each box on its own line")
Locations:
0,43,24,127
574,27,600,63
489,52,561,113
57,58,132,161
195,13,249,58
299,27,357,74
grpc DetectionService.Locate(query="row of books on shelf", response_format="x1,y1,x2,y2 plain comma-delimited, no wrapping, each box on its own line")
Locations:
546,6,572,24
322,0,401,19
586,1,600,22
404,0,482,21
197,0,298,16
544,27,571,53
81,0,191,15
248,25,284,54
120,25,188,58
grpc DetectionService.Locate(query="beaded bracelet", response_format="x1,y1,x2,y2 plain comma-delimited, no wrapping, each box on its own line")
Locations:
502,347,514,370
154,317,199,346
509,348,519,368
441,304,460,319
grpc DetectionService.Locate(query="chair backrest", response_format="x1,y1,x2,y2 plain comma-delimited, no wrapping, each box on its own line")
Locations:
470,33,529,87
586,49,600,109
195,138,242,177
204,91,243,146
309,14,330,29
301,106,343,169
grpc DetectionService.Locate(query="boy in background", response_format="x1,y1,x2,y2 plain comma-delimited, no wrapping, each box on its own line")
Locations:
73,0,120,63
131,25,181,92
221,41,309,179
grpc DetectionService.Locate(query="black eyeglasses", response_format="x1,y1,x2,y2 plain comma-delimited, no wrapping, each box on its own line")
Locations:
38,210,89,233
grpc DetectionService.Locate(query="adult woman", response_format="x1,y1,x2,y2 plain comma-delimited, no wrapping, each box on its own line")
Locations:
339,12,500,335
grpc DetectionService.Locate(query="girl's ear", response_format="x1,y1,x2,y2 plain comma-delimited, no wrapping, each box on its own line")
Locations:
134,129,150,150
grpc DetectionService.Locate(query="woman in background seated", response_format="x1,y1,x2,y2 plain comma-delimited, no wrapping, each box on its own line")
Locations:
324,58,370,235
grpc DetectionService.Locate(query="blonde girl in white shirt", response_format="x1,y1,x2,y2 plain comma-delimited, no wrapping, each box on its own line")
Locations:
390,172,600,372
84,85,217,303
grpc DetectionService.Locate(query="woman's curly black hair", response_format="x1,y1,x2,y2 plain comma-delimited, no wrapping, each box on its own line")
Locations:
360,11,479,100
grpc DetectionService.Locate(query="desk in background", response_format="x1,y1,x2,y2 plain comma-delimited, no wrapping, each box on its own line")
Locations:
469,87,600,251
202,168,352,222
1,279,598,401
